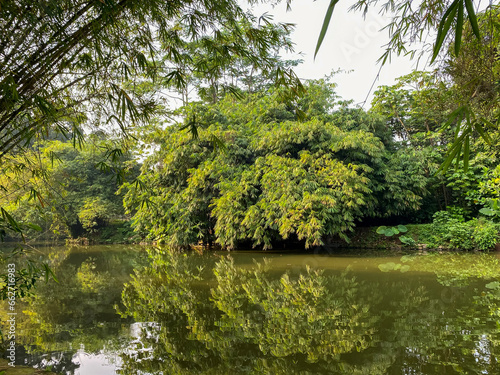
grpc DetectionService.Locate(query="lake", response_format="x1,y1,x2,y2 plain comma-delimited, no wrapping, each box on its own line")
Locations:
1,244,500,374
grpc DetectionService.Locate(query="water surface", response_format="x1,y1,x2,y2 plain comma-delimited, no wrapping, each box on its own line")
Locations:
2,245,500,374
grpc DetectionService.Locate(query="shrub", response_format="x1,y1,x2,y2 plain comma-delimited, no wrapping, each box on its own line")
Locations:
426,210,499,251
473,219,499,251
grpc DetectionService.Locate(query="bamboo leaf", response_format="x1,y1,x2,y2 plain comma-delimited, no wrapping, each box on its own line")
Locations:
314,0,339,59
439,133,466,173
455,141,462,169
440,105,466,131
210,134,227,153
455,1,464,55
431,0,460,63
464,0,480,38
463,135,469,171
180,116,199,139
1,208,22,233
474,119,493,144
26,223,42,232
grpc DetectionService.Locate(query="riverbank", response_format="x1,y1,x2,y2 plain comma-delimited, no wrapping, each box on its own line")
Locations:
333,223,500,252
56,221,500,253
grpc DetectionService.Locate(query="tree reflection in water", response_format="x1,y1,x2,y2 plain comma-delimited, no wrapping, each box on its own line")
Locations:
119,250,500,374
3,247,499,374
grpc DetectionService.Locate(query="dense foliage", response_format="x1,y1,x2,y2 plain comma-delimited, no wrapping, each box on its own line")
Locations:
0,137,136,240
317,0,497,170
0,0,305,299
0,0,303,161
124,41,500,250
1,0,500,267
124,81,432,249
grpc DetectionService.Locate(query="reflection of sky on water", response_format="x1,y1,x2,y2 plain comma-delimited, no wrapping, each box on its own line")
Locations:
72,348,122,375
475,334,493,374
122,322,160,364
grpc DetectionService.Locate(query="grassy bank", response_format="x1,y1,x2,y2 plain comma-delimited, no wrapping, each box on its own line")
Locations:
333,221,500,252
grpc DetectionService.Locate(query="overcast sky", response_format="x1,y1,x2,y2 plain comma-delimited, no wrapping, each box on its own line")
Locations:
249,1,431,107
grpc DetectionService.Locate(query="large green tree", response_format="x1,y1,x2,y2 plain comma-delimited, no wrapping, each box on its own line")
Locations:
124,83,427,249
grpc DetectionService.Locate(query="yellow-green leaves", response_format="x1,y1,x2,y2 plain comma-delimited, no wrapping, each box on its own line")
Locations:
127,86,429,249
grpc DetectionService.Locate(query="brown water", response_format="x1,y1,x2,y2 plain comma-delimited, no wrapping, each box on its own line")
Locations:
2,245,500,374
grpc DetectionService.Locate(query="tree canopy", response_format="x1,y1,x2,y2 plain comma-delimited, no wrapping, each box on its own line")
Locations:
2,0,500,252
0,0,302,161
124,81,429,249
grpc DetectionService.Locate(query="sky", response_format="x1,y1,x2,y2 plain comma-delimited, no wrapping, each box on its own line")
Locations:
249,1,431,107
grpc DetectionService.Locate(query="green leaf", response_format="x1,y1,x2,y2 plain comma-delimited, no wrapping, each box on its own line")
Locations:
210,134,227,153
439,132,467,173
397,225,408,233
399,236,414,246
296,108,307,121
390,228,400,235
485,281,500,289
384,229,395,237
479,207,495,216
43,263,58,283
314,0,340,59
1,207,22,233
180,116,200,139
224,85,244,100
474,119,493,145
26,223,43,232
440,105,466,131
493,199,499,210
463,135,469,171
431,0,460,64
454,1,464,55
454,140,463,169
376,226,388,235
464,0,480,39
